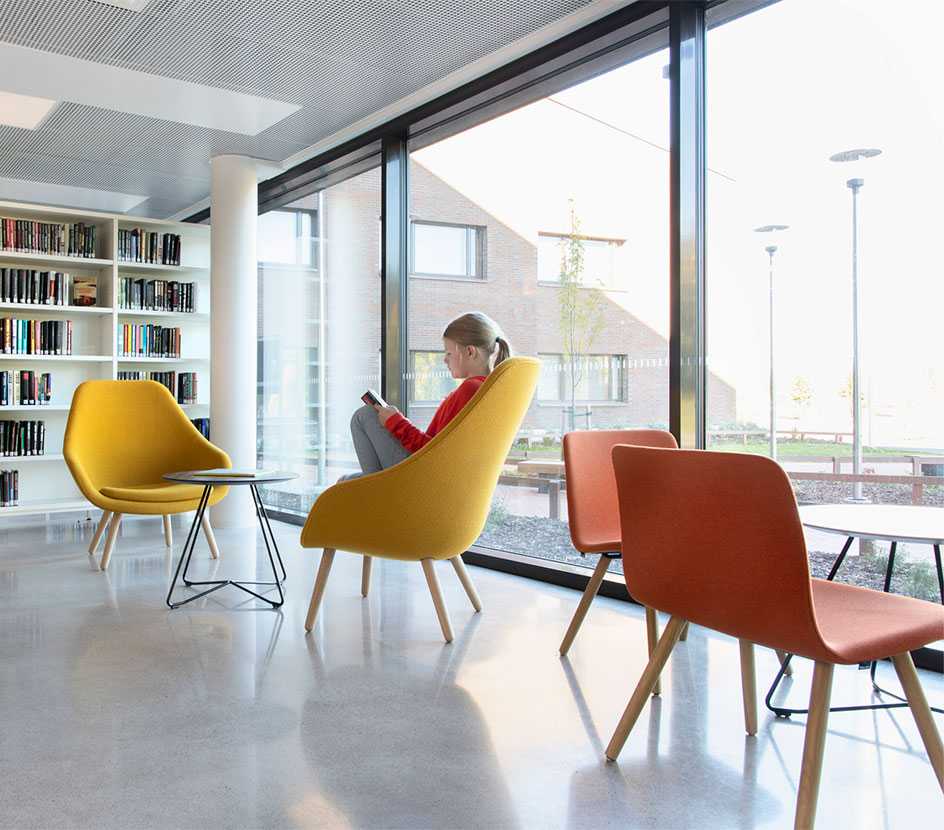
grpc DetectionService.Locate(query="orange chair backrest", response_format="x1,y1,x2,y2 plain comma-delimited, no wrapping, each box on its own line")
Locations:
611,445,825,654
563,429,677,553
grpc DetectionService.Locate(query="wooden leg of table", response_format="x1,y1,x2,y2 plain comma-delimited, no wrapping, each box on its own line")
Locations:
201,512,220,560
794,661,834,830
606,615,686,761
559,555,610,656
739,639,758,736
450,555,482,612
645,606,661,697
99,513,123,572
162,514,173,547
88,511,112,555
361,555,372,598
776,650,794,677
892,652,944,791
421,559,453,644
305,548,335,632
679,621,690,642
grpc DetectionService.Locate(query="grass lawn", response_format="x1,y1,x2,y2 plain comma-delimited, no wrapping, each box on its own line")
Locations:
707,439,911,457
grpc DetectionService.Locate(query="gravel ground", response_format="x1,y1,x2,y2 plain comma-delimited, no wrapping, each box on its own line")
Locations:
479,482,944,603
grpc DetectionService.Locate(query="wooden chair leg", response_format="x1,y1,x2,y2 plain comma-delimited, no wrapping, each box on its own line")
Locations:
645,606,661,697
794,661,834,830
201,512,220,560
162,514,173,547
739,640,758,736
777,649,794,677
361,555,372,597
305,548,335,632
892,652,944,791
99,513,123,572
88,511,112,555
559,555,610,656
450,555,482,612
679,621,690,641
605,615,686,761
421,559,453,643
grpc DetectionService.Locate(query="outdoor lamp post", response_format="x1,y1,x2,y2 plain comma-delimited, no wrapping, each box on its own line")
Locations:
829,148,881,502
754,224,789,462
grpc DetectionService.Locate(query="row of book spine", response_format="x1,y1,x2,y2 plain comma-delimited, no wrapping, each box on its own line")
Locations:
119,324,181,358
1,319,72,355
0,371,52,406
1,219,97,258
1,469,18,507
117,229,181,265
119,278,195,313
191,417,209,439
1,269,72,306
117,371,198,404
0,420,45,456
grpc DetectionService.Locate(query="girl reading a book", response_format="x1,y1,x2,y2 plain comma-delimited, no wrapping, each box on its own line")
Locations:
347,311,511,477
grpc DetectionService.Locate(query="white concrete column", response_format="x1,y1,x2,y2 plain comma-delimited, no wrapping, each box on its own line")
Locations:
209,155,258,528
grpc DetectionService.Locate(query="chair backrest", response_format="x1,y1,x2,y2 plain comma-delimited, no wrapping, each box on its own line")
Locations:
301,357,540,558
611,445,825,652
64,380,226,496
563,429,677,553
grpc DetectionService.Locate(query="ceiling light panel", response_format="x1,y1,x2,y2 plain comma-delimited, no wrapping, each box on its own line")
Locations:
0,90,56,129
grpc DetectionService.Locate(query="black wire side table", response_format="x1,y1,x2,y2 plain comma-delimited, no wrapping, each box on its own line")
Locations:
766,503,944,717
163,470,298,609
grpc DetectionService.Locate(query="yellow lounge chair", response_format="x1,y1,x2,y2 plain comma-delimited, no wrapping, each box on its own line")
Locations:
64,380,231,571
301,356,540,642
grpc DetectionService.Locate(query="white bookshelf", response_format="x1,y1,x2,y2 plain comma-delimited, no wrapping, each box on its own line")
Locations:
0,199,210,517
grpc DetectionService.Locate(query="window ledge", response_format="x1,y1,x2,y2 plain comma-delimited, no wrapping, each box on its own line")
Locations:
410,273,490,284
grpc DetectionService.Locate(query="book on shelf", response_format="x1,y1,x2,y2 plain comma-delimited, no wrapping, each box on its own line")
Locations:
0,319,72,355
0,371,52,406
0,420,45,456
191,417,209,440
118,370,198,404
0,469,18,507
70,277,96,307
1,268,71,305
119,323,181,358
119,278,195,313
0,218,97,259
117,229,181,265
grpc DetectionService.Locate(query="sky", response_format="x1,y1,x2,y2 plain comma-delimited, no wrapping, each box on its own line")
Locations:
413,0,944,449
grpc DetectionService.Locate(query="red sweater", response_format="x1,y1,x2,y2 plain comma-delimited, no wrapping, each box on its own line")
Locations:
385,376,486,453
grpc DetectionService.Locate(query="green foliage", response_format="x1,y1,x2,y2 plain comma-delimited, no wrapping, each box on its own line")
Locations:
557,200,606,430
901,562,938,603
791,376,813,409
485,496,511,530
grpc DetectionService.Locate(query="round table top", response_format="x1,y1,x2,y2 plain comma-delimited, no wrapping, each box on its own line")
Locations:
163,470,299,486
799,503,944,545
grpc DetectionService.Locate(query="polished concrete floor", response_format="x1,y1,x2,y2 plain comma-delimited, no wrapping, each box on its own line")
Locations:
0,513,941,829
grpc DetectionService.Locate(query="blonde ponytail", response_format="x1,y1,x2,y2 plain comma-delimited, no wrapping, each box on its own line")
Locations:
442,311,512,371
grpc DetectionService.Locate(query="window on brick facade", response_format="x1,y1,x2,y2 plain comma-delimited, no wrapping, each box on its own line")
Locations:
538,353,626,402
537,233,624,289
409,350,459,404
411,220,485,279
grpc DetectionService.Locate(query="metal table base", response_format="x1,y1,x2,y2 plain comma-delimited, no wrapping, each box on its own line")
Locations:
166,483,287,609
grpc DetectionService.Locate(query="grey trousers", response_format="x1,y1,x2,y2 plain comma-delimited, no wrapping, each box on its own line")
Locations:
349,404,410,477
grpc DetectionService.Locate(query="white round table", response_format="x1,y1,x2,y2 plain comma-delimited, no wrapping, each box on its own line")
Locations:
766,503,944,718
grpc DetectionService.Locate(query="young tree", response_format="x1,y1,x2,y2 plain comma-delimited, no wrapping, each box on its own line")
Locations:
558,201,605,431
791,376,813,416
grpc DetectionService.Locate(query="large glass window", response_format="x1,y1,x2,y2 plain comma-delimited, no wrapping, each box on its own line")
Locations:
707,0,944,612
407,46,671,569
256,167,381,516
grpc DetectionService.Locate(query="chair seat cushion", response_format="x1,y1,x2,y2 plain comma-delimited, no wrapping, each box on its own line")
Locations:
812,578,944,664
99,482,205,503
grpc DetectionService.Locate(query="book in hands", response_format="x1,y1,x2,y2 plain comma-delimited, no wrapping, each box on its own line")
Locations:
361,388,388,408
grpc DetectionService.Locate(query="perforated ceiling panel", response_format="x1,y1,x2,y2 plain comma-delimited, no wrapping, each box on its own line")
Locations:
0,0,600,217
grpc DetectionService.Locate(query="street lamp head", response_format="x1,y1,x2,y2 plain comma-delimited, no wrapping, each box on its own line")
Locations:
829,148,882,163
765,245,778,255
754,224,790,233
847,177,864,191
